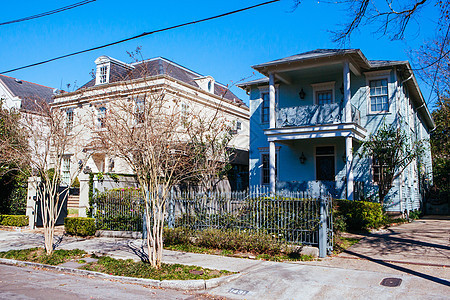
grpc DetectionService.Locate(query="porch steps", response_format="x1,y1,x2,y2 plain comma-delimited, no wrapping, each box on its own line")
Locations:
67,195,79,208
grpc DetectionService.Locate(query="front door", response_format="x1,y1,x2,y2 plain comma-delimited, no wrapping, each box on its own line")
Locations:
316,146,335,181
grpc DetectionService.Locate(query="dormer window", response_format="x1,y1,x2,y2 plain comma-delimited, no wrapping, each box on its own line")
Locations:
99,66,108,84
208,81,212,92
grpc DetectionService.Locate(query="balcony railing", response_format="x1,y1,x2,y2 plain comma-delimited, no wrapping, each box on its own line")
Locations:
276,103,361,128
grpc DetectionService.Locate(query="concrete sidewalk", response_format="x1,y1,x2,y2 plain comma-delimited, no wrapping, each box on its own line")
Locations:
0,221,449,299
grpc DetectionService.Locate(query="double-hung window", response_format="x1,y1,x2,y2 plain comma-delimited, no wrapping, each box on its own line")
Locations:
62,156,71,186
66,109,74,132
261,92,269,123
312,81,335,105
99,66,108,84
98,106,107,128
135,99,144,124
261,153,277,185
369,79,389,113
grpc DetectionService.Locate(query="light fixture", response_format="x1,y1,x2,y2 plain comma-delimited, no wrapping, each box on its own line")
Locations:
299,152,307,164
340,83,344,95
299,88,306,100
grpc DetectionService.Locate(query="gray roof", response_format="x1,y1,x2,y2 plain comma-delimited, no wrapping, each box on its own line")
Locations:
0,74,54,111
369,60,408,68
252,49,368,69
79,57,246,106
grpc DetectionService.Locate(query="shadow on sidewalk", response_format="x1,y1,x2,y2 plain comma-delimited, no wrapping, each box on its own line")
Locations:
343,249,450,287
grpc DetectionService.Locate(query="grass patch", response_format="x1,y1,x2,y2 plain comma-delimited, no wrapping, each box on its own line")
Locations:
81,256,231,280
164,242,315,262
333,236,362,255
0,248,86,265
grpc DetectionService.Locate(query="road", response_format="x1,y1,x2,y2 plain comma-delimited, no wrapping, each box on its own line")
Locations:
0,264,217,300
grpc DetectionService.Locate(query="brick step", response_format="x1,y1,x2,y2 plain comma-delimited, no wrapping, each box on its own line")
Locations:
67,195,79,208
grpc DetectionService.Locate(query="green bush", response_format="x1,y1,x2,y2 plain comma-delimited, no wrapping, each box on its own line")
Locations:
0,215,28,227
164,227,283,255
64,217,96,236
334,199,386,231
408,209,421,220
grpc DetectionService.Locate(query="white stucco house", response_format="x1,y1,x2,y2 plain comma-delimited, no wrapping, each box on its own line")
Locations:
50,55,250,215
238,49,434,213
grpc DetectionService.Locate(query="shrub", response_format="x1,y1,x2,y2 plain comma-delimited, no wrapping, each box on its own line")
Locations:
408,209,421,220
65,217,96,236
334,199,386,231
0,215,28,227
164,227,283,255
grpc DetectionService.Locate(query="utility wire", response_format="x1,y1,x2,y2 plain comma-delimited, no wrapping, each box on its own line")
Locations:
0,0,96,26
1,0,280,75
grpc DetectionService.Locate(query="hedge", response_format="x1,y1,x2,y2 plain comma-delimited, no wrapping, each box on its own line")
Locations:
334,199,386,231
0,215,28,227
64,217,96,236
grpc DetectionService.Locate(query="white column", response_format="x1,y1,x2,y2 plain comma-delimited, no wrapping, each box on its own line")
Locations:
346,136,354,200
269,72,276,129
343,61,351,123
26,176,40,228
78,173,90,217
269,141,276,193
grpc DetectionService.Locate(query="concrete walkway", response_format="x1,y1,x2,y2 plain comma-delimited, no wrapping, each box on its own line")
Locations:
0,218,449,299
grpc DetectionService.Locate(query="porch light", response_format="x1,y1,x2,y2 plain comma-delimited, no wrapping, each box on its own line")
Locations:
299,152,307,164
299,88,306,99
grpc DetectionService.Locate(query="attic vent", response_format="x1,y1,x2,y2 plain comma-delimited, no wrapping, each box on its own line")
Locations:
14,79,22,84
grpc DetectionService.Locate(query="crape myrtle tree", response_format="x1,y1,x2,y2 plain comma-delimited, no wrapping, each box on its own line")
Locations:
360,121,425,206
93,65,233,268
0,98,91,254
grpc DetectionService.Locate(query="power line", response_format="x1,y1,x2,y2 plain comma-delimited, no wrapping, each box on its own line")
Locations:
0,0,280,75
0,0,96,26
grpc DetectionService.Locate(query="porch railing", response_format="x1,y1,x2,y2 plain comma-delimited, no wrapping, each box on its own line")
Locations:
276,103,361,127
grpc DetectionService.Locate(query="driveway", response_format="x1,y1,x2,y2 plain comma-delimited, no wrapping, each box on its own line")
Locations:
303,216,450,284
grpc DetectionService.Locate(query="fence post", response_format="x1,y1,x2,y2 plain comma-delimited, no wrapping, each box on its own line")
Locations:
318,196,327,258
167,189,175,229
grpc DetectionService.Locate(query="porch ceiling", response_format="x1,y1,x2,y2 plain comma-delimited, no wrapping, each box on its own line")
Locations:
264,123,367,142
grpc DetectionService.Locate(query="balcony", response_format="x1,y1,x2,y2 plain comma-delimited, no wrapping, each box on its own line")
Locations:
276,103,361,128
265,103,366,142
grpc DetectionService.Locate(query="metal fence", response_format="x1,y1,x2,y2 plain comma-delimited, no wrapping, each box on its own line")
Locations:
93,189,144,231
92,186,333,255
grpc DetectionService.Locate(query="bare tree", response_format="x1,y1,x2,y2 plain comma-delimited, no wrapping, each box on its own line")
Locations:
1,98,91,254
93,68,233,268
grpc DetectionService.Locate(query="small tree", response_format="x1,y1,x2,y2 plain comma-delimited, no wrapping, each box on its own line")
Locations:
93,65,233,268
361,122,424,205
1,99,91,254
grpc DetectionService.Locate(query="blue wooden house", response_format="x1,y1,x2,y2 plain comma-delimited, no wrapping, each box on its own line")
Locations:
238,49,434,213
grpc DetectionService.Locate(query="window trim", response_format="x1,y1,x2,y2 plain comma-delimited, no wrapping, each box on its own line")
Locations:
65,109,74,132
365,70,391,115
61,155,71,186
258,86,278,125
314,145,336,181
311,81,335,105
258,146,280,186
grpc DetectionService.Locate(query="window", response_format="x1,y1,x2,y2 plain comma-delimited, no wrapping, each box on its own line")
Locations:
369,79,389,112
315,146,335,181
181,103,189,122
312,81,335,105
98,106,106,128
261,153,277,185
372,155,388,184
62,156,71,186
135,99,144,124
236,120,242,131
316,90,333,105
261,92,269,123
66,109,74,132
99,66,108,84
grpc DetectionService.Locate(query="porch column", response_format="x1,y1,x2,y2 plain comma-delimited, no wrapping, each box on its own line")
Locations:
269,72,276,129
346,136,354,200
343,60,351,123
269,141,276,193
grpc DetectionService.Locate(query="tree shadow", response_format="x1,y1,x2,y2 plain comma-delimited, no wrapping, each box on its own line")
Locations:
126,240,149,263
344,249,450,287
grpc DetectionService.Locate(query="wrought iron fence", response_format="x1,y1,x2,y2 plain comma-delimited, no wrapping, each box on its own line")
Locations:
92,186,333,253
93,189,144,231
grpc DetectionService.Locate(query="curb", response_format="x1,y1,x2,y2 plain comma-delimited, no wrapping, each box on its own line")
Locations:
0,258,242,290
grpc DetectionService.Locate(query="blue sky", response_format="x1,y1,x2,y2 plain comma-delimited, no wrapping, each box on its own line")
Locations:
0,0,440,106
